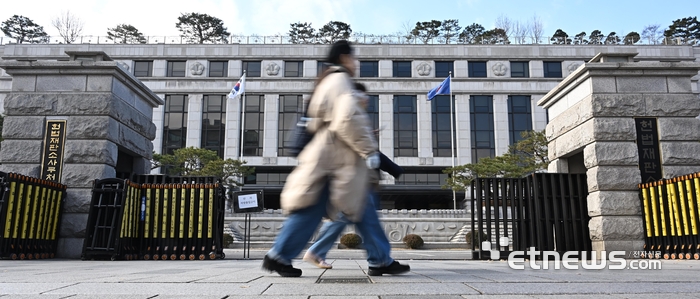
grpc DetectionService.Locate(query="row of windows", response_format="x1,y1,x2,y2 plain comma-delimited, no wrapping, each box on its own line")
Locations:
161,94,533,162
134,60,563,78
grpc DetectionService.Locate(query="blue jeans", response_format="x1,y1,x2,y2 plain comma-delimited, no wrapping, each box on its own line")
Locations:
307,190,393,268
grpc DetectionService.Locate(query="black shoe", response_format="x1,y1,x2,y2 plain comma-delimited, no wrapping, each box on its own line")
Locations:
262,255,302,277
367,260,410,276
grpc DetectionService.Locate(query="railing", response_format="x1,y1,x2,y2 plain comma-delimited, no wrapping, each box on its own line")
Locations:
0,34,697,46
82,176,226,261
470,173,590,260
0,172,67,260
638,172,700,260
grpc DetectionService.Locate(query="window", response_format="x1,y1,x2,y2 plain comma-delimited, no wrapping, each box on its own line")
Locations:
470,95,495,163
208,61,228,77
317,61,329,76
166,61,186,77
431,95,453,157
242,61,262,77
508,95,532,145
510,61,529,78
201,95,226,158
162,95,188,155
360,61,379,77
284,61,303,77
242,95,265,156
468,61,487,77
133,61,153,77
278,95,304,156
543,61,563,78
435,61,454,77
393,95,418,157
395,171,448,185
393,61,412,77
366,95,380,139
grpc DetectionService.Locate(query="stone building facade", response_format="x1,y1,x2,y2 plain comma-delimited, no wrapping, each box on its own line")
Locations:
1,43,698,211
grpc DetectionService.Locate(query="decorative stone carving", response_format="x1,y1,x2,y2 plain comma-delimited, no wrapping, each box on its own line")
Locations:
416,62,431,76
266,62,280,76
190,62,205,76
492,62,508,76
567,63,581,73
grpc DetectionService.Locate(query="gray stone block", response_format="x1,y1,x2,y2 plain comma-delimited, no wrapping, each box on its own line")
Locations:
667,76,693,93
10,75,36,92
2,116,45,139
56,93,114,115
66,116,119,140
36,75,87,92
658,118,700,140
591,239,644,253
590,94,645,117
0,164,41,177
4,93,58,115
583,142,638,168
588,215,644,241
616,77,667,93
662,166,700,178
0,139,43,163
59,212,88,238
593,118,636,141
117,124,153,157
86,75,113,92
63,140,118,166
586,166,640,192
590,76,616,93
112,99,157,139
57,237,84,259
587,191,642,217
660,142,700,165
64,188,93,213
644,94,700,117
61,164,115,188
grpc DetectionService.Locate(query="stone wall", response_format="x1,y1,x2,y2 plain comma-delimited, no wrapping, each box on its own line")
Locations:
225,209,471,246
539,53,700,254
0,53,163,258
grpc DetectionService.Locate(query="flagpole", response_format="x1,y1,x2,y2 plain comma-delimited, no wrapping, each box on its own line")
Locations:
449,71,456,210
239,70,247,163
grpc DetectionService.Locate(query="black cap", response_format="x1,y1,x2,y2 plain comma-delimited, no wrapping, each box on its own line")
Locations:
326,40,353,65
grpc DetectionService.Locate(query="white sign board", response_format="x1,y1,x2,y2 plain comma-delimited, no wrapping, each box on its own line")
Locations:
238,193,259,209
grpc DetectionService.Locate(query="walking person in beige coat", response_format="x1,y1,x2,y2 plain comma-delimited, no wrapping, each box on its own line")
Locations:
262,40,406,277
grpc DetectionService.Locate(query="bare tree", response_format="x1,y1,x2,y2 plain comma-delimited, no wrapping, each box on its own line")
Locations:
495,14,513,37
512,20,530,44
400,19,416,43
530,14,543,44
51,11,83,44
642,24,662,44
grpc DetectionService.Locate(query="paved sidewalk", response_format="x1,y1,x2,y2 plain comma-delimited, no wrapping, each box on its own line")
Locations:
2,249,700,298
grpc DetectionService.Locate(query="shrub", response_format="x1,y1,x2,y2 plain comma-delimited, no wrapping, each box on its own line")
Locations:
223,233,234,248
340,233,362,249
465,230,489,248
402,234,424,249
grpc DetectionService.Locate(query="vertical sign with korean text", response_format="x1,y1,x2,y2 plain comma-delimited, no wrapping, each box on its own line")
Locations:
634,118,663,183
40,120,67,183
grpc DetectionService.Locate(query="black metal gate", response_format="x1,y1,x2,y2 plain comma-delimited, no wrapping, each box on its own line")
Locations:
471,173,590,260
0,172,67,260
83,176,225,261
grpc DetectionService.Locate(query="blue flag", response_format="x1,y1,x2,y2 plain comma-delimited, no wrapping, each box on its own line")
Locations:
427,76,450,101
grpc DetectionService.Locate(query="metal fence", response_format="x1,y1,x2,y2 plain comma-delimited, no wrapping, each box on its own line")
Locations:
0,172,67,260
470,173,590,260
0,34,696,46
83,176,225,261
638,172,700,260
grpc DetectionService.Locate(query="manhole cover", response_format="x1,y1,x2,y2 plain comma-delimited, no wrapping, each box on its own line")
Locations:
317,277,371,284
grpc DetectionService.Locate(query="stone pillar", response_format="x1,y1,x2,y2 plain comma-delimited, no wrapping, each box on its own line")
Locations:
0,51,163,258
538,52,700,255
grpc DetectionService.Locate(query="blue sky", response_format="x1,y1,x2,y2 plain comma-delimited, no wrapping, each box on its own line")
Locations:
1,0,697,39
